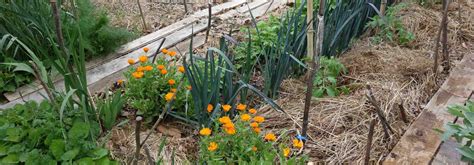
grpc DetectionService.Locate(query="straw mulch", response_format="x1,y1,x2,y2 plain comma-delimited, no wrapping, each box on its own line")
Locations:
92,0,217,34
105,1,473,164
258,1,473,164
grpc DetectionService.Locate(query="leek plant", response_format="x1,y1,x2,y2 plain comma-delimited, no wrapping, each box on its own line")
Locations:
184,36,286,127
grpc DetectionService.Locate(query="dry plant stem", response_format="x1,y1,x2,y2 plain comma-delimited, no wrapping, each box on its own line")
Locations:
364,119,376,165
50,0,67,55
29,61,55,102
205,3,212,43
433,0,449,76
152,38,167,63
137,0,148,32
398,102,409,123
441,0,450,72
365,85,394,139
133,116,143,165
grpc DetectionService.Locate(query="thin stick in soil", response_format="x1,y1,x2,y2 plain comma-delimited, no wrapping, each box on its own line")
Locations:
133,116,143,165
398,102,409,124
137,0,148,32
205,2,212,43
364,119,376,165
441,0,450,72
365,85,394,140
152,38,167,63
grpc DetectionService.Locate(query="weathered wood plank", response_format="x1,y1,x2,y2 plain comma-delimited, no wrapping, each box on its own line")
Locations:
383,53,474,164
3,0,247,102
432,97,472,165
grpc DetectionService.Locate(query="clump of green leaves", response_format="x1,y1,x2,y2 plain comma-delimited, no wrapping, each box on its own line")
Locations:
124,52,189,123
0,101,116,164
234,15,281,70
313,57,349,97
0,0,133,94
439,101,474,163
98,91,125,130
366,3,415,46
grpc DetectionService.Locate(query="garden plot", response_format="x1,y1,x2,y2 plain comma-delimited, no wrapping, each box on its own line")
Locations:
1,0,474,164
0,0,277,109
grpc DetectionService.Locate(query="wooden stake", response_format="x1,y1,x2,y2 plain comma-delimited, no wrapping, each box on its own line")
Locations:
205,2,212,43
137,0,148,32
133,116,143,165
183,0,188,14
364,119,376,165
441,0,450,72
302,0,324,144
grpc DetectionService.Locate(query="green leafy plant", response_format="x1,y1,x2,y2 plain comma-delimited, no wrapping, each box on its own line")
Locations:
198,112,307,164
0,0,133,94
312,57,349,97
366,3,415,46
439,101,474,163
124,49,190,123
98,91,125,131
0,101,117,164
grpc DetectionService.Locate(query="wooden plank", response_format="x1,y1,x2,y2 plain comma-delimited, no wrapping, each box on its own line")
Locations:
432,96,473,165
2,0,247,102
89,35,207,93
383,53,474,164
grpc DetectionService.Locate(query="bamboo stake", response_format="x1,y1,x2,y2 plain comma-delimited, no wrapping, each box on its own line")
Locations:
364,119,376,165
137,0,148,32
302,0,324,145
380,0,387,16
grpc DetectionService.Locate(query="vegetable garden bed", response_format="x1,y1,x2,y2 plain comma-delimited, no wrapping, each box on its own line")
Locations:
0,0,473,164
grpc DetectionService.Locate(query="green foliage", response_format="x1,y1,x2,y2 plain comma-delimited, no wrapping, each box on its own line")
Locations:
199,114,307,164
439,102,474,163
0,0,133,94
366,3,415,46
312,57,349,97
98,91,125,130
234,15,280,70
184,37,286,127
124,52,189,123
0,101,117,164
